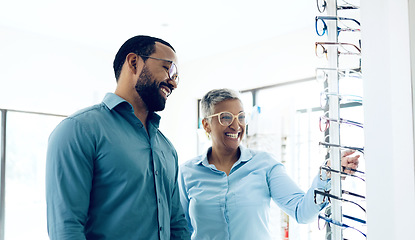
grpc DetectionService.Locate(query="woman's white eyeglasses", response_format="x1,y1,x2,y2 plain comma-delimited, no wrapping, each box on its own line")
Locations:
206,111,246,126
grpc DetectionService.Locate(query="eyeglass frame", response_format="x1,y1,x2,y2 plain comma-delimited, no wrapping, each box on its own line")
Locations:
205,111,247,127
315,16,361,36
320,91,363,109
324,205,367,225
137,55,179,85
317,0,360,13
316,67,362,83
315,42,361,59
318,214,367,238
319,115,364,132
320,165,366,182
314,189,366,213
319,141,364,154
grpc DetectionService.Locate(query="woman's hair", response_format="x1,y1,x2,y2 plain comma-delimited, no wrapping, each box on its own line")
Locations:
201,88,242,120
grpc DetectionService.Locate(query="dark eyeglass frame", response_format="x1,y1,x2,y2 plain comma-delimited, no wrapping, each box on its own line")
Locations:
315,42,361,59
314,189,366,213
319,115,363,132
319,141,364,154
320,165,366,182
318,214,367,238
315,16,361,36
138,55,179,85
206,111,246,127
317,0,360,13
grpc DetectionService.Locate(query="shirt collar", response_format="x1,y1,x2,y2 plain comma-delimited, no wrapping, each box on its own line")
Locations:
103,92,131,111
102,92,161,128
195,145,253,166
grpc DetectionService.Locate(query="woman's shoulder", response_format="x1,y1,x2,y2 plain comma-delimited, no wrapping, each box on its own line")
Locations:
180,153,205,170
244,147,284,166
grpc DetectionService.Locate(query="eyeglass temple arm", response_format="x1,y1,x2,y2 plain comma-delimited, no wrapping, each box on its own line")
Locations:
315,189,366,213
320,166,366,181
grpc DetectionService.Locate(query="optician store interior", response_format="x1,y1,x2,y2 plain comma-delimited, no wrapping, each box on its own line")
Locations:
0,0,414,239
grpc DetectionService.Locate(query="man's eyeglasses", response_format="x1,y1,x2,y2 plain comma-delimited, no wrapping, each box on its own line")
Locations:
315,16,360,36
317,0,360,13
319,141,364,154
319,115,363,132
138,55,179,85
315,42,361,59
320,165,366,182
314,189,366,213
206,111,246,127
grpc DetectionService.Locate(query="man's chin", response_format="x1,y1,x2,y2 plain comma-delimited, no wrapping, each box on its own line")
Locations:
148,100,166,112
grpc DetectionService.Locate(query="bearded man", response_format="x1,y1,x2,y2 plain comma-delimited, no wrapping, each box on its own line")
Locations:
46,35,190,240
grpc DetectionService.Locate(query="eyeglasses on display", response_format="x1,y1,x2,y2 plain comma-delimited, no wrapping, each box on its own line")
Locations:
316,67,362,83
318,214,367,238
315,16,360,36
315,42,361,59
319,115,363,132
317,0,360,13
206,111,246,127
314,189,366,213
319,141,364,154
320,91,363,109
320,165,366,182
138,55,179,85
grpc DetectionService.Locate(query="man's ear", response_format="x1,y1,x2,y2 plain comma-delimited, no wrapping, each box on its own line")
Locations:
126,53,139,73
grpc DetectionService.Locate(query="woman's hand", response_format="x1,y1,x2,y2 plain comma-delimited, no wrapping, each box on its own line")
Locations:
341,150,360,174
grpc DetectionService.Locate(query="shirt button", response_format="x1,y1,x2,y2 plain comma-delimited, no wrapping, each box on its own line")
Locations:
158,198,161,203
155,170,159,176
159,226,163,232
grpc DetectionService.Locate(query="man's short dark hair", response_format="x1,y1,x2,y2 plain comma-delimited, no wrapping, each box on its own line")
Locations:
113,35,175,81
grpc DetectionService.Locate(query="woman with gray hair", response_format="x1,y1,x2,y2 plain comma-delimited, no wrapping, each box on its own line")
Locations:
178,88,360,240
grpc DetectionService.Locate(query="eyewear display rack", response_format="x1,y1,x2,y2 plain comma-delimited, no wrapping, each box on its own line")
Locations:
315,0,363,239
323,1,342,239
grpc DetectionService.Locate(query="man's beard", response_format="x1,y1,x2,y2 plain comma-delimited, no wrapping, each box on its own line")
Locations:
135,65,166,112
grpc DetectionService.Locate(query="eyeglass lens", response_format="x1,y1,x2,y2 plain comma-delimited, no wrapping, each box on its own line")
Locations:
315,18,327,36
139,55,179,85
219,112,246,126
168,62,179,84
315,43,327,58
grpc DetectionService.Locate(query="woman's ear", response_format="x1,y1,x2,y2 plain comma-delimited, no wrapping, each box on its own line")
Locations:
202,118,211,133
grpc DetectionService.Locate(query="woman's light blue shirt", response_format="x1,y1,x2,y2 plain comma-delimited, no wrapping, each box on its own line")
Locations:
179,145,329,240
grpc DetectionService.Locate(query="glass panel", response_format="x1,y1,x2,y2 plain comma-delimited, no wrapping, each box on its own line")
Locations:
5,112,64,240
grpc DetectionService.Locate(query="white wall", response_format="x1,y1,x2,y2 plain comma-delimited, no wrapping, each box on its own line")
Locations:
0,26,116,115
361,0,415,239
